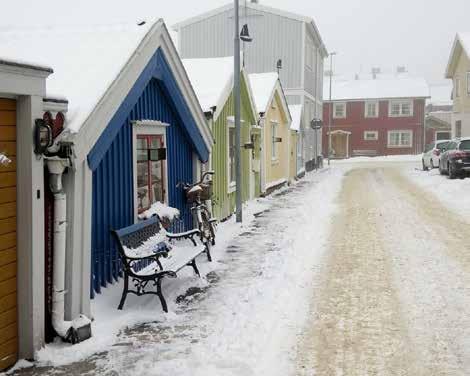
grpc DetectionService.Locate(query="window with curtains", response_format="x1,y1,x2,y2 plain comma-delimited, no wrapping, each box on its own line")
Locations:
271,122,278,159
228,126,236,185
136,135,165,213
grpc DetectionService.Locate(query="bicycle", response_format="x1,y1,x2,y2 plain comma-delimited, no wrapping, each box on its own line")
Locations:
177,171,217,261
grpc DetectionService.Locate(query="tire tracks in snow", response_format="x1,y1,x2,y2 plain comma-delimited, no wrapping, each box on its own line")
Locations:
298,168,423,375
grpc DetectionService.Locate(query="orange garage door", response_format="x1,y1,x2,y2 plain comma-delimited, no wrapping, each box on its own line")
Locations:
0,98,17,371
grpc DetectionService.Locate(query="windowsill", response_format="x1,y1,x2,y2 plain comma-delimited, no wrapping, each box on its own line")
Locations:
364,115,379,119
389,114,413,118
333,116,346,119
228,181,236,194
271,158,280,165
387,145,412,148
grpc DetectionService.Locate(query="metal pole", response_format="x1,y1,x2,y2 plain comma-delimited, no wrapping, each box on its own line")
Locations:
328,53,335,166
234,0,242,223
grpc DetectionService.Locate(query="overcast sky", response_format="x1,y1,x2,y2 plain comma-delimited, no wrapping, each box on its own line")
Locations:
2,0,468,84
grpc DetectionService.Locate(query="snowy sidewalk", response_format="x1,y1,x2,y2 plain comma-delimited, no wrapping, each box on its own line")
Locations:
6,168,345,376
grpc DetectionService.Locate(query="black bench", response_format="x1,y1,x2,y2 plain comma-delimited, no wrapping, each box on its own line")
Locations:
111,216,206,312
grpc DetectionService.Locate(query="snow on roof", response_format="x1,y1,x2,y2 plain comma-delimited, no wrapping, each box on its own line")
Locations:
0,21,155,132
428,82,453,106
457,32,470,57
182,56,234,112
289,105,302,131
323,76,430,101
248,72,279,113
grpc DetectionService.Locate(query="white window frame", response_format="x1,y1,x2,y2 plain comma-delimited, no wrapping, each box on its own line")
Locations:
271,121,279,161
387,130,413,148
467,72,470,96
333,102,347,119
227,119,236,193
455,76,461,98
388,100,413,117
435,131,451,141
132,120,169,222
364,131,378,141
364,101,379,118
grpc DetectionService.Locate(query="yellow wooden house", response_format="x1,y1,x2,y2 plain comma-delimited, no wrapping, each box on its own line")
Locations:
249,73,293,194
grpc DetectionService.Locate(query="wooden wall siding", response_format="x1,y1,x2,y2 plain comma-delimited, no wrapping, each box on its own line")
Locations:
178,7,303,91
264,92,290,185
211,76,256,221
0,98,17,371
91,78,194,296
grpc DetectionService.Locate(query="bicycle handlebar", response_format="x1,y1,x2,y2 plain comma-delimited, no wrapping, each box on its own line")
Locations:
177,170,215,189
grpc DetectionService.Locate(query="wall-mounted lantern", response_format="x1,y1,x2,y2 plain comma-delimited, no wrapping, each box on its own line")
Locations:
273,137,282,143
243,142,254,149
240,24,253,42
34,118,53,155
149,148,167,161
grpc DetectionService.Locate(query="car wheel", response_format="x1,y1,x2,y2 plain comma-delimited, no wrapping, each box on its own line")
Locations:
422,160,428,171
439,162,445,175
448,163,457,179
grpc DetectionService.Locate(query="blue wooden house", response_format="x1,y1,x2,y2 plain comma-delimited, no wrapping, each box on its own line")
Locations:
13,20,214,319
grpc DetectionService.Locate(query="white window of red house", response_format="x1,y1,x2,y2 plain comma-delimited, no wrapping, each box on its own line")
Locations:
364,131,378,141
389,100,413,117
132,121,168,217
365,101,378,118
333,102,346,118
387,130,412,148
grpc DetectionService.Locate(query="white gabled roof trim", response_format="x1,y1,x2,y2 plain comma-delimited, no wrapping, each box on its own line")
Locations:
445,32,470,78
73,20,212,162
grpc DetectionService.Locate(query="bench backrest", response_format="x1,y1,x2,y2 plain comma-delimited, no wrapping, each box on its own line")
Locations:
111,216,163,274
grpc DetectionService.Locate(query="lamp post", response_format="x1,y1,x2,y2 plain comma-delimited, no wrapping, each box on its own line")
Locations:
327,51,337,166
234,1,252,222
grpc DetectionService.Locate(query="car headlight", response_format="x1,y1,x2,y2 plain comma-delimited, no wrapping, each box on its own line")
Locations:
457,159,463,163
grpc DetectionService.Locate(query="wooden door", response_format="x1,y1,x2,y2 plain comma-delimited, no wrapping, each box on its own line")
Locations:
0,98,17,371
332,133,348,159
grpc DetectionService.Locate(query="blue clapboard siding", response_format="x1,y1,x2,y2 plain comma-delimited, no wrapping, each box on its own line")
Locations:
89,49,202,296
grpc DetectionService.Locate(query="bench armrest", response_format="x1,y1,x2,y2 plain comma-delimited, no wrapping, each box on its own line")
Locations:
124,249,168,261
166,229,200,246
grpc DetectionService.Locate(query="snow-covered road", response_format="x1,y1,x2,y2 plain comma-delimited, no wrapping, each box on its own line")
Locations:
297,165,470,375
7,162,470,376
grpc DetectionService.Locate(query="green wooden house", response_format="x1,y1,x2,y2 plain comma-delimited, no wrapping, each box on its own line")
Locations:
183,56,260,220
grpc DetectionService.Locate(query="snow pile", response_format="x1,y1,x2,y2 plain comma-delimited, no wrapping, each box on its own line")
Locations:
0,21,156,132
289,104,302,131
0,153,11,166
332,154,421,163
324,76,430,101
138,201,180,221
182,56,234,112
404,168,470,218
248,72,279,113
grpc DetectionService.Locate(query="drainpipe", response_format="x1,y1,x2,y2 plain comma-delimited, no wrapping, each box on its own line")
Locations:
45,156,92,344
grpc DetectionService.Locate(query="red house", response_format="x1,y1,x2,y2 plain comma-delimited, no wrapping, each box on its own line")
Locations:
323,76,430,158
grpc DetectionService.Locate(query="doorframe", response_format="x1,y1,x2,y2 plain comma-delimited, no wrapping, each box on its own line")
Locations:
328,130,352,158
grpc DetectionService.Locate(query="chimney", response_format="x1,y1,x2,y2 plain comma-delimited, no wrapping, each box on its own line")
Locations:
371,67,381,79
396,66,406,74
251,0,259,3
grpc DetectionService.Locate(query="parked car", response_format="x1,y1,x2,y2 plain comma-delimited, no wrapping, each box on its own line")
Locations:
439,138,470,178
422,140,450,170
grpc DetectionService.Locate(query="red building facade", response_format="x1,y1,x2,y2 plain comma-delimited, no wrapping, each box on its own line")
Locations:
322,98,426,158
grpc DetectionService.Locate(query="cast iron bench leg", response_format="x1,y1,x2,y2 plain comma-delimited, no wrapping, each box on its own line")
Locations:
205,243,212,262
156,277,168,313
118,273,129,310
189,259,200,277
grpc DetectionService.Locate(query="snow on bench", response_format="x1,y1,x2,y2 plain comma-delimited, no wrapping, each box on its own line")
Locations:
111,216,209,312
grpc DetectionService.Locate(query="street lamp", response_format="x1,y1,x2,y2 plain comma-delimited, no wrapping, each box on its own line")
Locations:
234,0,252,223
328,51,337,166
